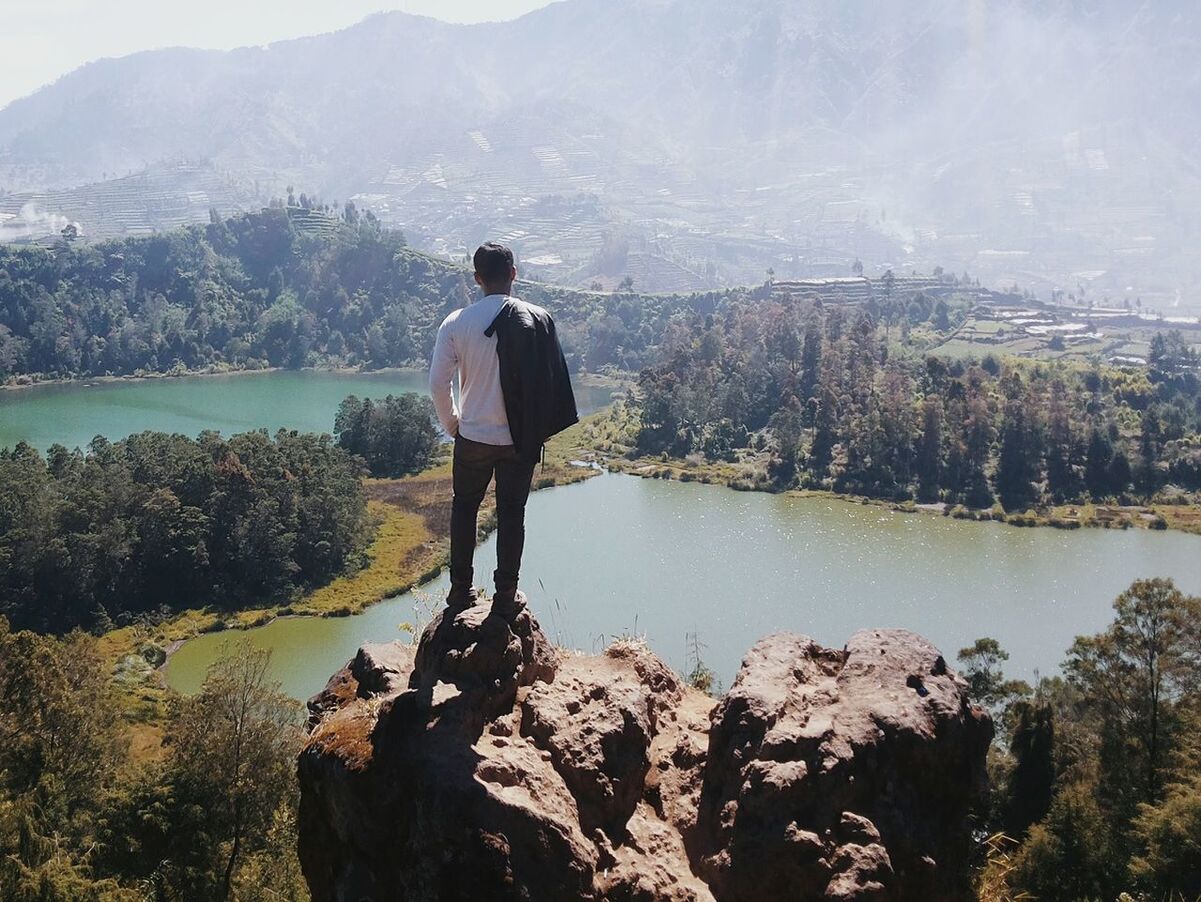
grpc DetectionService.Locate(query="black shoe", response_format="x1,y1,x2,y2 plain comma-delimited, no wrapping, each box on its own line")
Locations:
490,589,526,621
446,584,480,612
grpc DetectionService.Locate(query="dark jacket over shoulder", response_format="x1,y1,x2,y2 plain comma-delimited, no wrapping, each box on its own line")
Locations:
485,299,578,462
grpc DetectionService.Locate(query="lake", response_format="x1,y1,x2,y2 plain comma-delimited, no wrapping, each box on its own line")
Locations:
0,369,616,451
4,371,1198,700
165,472,1201,700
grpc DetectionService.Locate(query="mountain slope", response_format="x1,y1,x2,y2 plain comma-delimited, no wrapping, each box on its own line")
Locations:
1,0,1199,302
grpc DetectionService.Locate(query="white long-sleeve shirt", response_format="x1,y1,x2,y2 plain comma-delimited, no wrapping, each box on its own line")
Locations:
428,293,514,446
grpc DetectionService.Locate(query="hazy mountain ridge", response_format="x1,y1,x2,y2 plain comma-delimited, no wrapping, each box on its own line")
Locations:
1,0,1198,304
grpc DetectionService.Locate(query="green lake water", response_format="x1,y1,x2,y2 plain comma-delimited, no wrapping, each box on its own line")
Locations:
0,369,615,451
165,472,1201,700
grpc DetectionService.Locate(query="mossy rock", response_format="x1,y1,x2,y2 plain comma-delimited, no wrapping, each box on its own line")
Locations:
138,642,167,667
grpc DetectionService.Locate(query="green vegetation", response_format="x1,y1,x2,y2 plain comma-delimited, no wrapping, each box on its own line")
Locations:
633,299,1201,513
971,579,1201,900
3,206,1199,898
334,392,440,477
0,206,710,382
0,429,370,634
1,627,304,901
295,500,435,618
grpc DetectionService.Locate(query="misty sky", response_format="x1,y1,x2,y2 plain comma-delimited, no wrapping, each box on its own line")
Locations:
0,0,558,110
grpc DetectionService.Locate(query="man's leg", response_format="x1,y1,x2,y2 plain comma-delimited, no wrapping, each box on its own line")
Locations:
448,437,495,604
492,451,537,601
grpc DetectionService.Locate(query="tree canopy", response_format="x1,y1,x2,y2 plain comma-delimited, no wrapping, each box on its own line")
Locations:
0,429,371,634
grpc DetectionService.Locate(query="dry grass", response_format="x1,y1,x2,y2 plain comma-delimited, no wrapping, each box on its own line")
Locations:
1156,503,1201,535
127,722,168,764
294,500,436,617
306,705,378,772
975,834,1034,902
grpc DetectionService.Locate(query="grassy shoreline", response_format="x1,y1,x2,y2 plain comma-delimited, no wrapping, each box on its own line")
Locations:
578,402,1201,537
603,452,1201,536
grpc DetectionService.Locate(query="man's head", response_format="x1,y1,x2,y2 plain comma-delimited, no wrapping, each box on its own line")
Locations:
473,242,517,296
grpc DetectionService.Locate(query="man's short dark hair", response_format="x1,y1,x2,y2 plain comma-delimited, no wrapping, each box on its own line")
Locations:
473,242,515,285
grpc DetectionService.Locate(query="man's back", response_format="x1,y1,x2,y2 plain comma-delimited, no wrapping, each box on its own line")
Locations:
428,293,513,446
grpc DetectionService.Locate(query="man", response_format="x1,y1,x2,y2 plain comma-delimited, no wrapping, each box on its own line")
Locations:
429,242,577,619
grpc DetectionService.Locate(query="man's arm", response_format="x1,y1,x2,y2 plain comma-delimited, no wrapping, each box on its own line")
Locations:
428,317,459,437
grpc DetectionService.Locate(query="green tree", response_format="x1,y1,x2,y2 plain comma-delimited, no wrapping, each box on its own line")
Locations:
1004,700,1055,837
334,393,440,477
1129,771,1201,897
1011,782,1119,900
996,401,1035,511
957,637,1030,714
162,647,303,900
1084,425,1116,498
1065,579,1200,821
915,396,943,502
0,619,127,899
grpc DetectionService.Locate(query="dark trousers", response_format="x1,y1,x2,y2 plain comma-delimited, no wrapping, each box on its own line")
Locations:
450,435,537,594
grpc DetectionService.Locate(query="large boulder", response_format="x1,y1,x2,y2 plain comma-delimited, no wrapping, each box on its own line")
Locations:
298,599,992,902
693,630,993,900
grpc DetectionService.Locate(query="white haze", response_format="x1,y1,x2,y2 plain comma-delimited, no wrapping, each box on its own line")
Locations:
0,0,1197,311
0,0,560,110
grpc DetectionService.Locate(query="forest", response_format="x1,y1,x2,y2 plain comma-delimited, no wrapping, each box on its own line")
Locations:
635,299,1201,509
1,628,306,900
0,429,370,634
0,205,710,380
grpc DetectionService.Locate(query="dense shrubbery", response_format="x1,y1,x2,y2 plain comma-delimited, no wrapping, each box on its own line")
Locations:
636,299,1201,508
0,625,304,901
334,392,441,477
967,579,1201,900
0,206,709,380
0,429,370,633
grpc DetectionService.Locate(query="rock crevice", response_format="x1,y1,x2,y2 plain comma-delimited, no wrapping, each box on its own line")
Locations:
298,598,992,901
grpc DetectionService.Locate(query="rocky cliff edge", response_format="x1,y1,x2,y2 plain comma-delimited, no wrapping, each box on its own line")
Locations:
297,597,993,901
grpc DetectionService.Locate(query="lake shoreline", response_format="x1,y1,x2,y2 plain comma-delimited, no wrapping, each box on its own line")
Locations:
124,434,606,683
161,465,1201,701
129,456,1195,697
0,363,427,393
1,364,629,394
601,454,1201,537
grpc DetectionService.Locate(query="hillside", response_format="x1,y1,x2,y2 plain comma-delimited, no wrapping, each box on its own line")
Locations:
0,205,743,381
0,205,1018,384
1,0,1198,304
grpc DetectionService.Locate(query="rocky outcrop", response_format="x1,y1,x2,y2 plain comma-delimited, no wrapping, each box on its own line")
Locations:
297,597,992,901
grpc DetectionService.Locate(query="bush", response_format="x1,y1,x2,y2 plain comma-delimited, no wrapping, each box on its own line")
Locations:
1129,775,1201,898
335,393,441,477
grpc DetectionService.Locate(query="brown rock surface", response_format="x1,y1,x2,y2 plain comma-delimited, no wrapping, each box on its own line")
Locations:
298,598,992,902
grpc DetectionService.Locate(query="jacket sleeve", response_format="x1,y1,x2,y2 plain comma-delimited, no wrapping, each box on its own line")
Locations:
516,318,544,462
